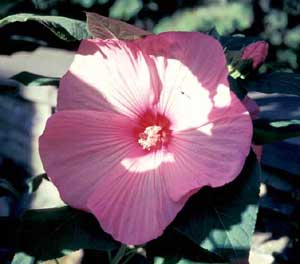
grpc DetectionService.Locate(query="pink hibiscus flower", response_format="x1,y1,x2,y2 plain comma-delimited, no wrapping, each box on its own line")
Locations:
39,32,252,245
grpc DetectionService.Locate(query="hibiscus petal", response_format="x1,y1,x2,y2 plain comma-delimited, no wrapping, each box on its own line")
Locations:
39,110,138,209
87,151,187,245
40,110,183,245
58,39,161,118
164,112,252,201
134,32,229,131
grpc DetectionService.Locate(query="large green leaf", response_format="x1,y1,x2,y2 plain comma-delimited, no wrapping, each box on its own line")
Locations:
173,152,260,263
147,229,227,264
253,119,300,144
243,72,300,96
0,13,90,41
16,206,119,260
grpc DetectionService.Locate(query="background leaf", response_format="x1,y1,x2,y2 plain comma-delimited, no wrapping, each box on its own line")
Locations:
9,71,59,106
0,0,21,17
220,36,263,51
0,13,90,41
243,72,300,96
147,229,226,264
153,3,252,35
16,206,119,260
173,152,260,263
12,71,59,87
11,252,35,264
253,119,300,144
228,77,247,100
109,0,142,20
86,12,151,40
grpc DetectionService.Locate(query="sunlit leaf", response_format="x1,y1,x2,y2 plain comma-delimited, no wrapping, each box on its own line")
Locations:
10,71,58,105
12,252,35,264
284,25,300,48
86,12,150,40
147,229,226,264
270,119,300,128
173,152,260,263
109,0,142,20
253,119,300,144
0,13,90,41
12,72,59,87
71,0,98,9
153,3,253,35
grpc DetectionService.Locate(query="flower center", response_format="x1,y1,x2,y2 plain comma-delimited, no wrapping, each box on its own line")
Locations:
138,125,166,151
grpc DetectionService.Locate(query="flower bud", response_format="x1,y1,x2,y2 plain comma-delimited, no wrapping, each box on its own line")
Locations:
242,41,269,69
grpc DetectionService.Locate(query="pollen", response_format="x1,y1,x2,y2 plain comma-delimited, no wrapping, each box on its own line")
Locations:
138,125,164,150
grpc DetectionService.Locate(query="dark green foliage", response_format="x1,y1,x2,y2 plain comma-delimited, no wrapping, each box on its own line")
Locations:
253,119,300,144
15,207,119,260
220,36,263,51
12,72,59,87
228,77,247,100
146,229,226,263
243,72,300,96
0,13,90,41
173,152,260,262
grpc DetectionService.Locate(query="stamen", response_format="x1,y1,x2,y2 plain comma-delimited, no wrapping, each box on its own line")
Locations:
138,125,163,150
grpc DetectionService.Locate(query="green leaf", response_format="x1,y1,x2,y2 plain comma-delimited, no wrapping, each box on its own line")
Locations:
173,152,260,263
12,72,59,87
16,206,119,260
109,0,142,20
0,13,90,41
147,229,227,264
243,72,300,96
226,52,253,80
153,3,252,35
253,119,300,144
26,173,49,193
0,0,21,17
10,71,59,105
228,77,247,100
220,36,262,51
12,252,36,264
270,119,300,127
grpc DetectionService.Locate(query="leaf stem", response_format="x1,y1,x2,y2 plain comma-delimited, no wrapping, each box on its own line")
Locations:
108,251,112,263
111,244,127,264
122,251,136,264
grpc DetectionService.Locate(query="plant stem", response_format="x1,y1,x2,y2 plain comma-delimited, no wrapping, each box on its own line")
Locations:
122,252,136,264
108,251,112,263
111,244,127,264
